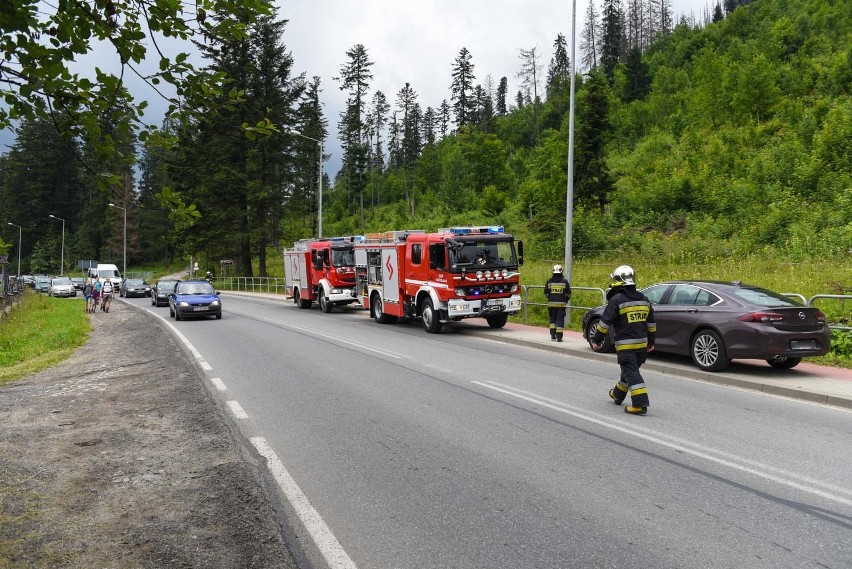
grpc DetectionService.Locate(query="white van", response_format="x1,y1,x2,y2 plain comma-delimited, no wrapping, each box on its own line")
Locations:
87,264,122,289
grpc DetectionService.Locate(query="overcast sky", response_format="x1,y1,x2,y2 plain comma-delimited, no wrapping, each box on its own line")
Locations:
279,0,717,176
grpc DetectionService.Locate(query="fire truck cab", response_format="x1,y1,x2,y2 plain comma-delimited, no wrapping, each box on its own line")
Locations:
354,226,524,333
284,236,358,312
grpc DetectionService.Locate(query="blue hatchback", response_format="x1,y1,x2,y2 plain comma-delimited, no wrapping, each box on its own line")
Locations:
168,280,222,320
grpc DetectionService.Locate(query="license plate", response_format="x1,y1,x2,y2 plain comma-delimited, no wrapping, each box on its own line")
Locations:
487,299,503,306
193,306,209,312
790,340,818,350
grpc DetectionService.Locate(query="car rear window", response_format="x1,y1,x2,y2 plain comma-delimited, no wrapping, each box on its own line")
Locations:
734,287,802,307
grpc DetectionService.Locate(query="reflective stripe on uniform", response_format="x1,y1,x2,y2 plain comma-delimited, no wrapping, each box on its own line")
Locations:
615,337,648,351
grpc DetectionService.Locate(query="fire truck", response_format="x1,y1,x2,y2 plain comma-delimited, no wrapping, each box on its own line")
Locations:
284,236,358,312
353,226,524,333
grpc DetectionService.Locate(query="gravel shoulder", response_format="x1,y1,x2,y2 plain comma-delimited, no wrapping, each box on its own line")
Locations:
0,298,299,568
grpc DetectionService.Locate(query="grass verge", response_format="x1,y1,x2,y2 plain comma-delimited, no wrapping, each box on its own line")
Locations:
0,292,91,385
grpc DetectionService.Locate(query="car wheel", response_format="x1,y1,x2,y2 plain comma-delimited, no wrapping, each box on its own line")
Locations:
421,298,442,334
691,329,731,371
586,317,614,353
216,312,222,320
175,310,181,321
767,356,801,369
486,312,509,328
169,306,175,318
319,289,332,313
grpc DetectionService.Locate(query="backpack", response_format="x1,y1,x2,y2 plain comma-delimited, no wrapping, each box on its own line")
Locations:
103,281,113,293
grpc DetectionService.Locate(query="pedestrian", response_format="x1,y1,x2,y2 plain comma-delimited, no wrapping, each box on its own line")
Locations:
544,264,572,342
82,278,94,313
92,276,102,313
591,265,656,415
101,278,114,312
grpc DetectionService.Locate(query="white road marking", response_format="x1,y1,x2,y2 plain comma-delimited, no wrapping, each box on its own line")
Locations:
473,380,852,508
226,400,248,419
251,437,359,569
210,377,227,391
199,360,212,371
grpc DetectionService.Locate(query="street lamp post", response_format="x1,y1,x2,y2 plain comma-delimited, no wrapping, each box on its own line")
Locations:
48,214,65,275
7,222,21,279
109,203,127,279
289,130,323,238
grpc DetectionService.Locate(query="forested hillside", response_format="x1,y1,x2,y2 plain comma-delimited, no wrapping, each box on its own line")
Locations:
1,0,848,276
316,0,851,263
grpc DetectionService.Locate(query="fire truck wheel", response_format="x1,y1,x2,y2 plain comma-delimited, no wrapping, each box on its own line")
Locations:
421,298,443,334
371,295,398,324
319,290,332,313
295,289,311,309
486,313,509,328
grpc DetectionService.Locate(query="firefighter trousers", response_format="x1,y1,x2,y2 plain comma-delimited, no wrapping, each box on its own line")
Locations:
612,349,650,407
548,307,566,340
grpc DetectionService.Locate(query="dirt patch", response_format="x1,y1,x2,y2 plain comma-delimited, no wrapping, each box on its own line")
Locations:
0,299,298,568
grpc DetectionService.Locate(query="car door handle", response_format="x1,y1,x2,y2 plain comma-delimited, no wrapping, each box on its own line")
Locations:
688,308,699,313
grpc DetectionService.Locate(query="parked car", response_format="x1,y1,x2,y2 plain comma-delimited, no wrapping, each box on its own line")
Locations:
151,279,180,307
120,278,151,298
21,275,36,288
48,276,77,297
70,277,86,291
582,280,831,372
35,276,51,293
169,280,221,320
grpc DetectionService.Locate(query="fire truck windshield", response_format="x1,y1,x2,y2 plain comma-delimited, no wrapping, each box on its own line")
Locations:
449,239,517,270
331,247,355,267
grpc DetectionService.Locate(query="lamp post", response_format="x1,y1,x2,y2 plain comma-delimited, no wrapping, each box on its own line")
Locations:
289,130,323,238
7,222,21,279
48,214,65,275
109,203,127,279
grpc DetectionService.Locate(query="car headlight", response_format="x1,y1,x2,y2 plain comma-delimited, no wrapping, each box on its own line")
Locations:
330,288,342,294
485,270,492,279
179,301,190,307
211,300,220,306
455,288,467,297
511,283,519,292
476,271,483,279
502,269,509,277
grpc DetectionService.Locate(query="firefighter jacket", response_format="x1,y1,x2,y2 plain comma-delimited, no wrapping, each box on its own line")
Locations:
544,275,572,307
592,285,656,351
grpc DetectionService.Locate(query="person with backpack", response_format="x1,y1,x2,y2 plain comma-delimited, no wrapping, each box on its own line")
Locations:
92,276,103,313
101,278,114,312
544,264,572,342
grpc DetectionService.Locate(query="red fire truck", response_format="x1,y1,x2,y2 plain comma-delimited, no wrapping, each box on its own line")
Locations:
353,226,524,333
284,236,358,312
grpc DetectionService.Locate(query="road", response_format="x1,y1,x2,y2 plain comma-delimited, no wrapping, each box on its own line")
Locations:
123,293,852,569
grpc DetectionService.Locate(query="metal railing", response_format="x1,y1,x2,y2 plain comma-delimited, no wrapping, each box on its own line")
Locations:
520,285,607,324
809,294,851,331
212,276,288,295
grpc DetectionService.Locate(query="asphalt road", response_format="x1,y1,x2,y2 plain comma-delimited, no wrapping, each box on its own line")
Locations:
123,293,852,569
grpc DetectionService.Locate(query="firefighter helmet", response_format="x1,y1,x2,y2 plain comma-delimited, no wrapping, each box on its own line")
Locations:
609,265,635,286
552,264,563,274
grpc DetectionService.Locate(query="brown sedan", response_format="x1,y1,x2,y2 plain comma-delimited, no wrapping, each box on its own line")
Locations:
582,280,831,371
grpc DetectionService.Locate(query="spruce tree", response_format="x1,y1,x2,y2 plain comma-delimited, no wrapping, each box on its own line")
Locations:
547,34,571,98
450,47,476,128
600,0,625,81
496,77,509,116
581,1,600,70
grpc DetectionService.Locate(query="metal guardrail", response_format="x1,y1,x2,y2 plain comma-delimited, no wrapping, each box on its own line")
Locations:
208,276,851,332
520,285,607,324
212,276,287,295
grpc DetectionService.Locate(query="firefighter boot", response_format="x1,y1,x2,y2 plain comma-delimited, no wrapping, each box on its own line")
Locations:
625,405,647,415
609,384,627,405
550,325,557,341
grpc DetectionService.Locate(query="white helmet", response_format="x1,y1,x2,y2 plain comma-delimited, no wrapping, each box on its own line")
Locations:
609,265,635,286
552,264,563,274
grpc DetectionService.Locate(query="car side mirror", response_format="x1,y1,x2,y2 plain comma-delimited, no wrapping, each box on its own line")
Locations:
517,241,524,266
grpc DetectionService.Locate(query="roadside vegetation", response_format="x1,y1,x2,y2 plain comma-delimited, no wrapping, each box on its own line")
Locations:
0,293,91,384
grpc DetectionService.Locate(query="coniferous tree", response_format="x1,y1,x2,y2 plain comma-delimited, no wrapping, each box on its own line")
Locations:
581,1,600,70
422,106,437,147
450,47,476,127
396,82,421,206
712,2,724,22
546,34,570,98
496,77,508,116
292,76,327,238
369,90,390,171
600,0,625,81
439,99,452,137
336,43,374,228
575,69,613,212
623,46,650,102
517,46,542,140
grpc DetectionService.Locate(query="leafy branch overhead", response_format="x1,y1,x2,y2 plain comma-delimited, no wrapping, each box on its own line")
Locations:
0,0,272,172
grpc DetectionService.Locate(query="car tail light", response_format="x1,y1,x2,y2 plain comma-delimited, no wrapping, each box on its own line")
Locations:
737,311,784,323
815,310,826,323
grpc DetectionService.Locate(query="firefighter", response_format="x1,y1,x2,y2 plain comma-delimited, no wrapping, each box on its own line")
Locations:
544,264,572,342
591,265,656,415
